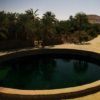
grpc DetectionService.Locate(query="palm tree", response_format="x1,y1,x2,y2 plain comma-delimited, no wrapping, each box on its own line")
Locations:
35,18,43,45
25,8,40,45
69,15,74,27
6,12,18,39
75,12,88,43
54,24,64,39
41,16,57,45
25,8,39,22
59,20,74,39
42,11,58,45
69,15,73,21
0,11,8,40
43,11,57,24
15,14,36,44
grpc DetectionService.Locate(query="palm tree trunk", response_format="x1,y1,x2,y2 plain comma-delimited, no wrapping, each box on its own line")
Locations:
60,32,62,39
31,35,34,46
33,37,34,46
8,33,11,40
24,32,27,40
43,35,46,46
18,32,21,40
22,32,24,40
79,21,82,43
66,32,68,39
38,36,39,45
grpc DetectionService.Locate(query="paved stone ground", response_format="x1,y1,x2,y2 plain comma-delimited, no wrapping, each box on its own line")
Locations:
0,35,100,100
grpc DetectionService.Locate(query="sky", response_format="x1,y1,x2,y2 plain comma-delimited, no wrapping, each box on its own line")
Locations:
0,0,100,21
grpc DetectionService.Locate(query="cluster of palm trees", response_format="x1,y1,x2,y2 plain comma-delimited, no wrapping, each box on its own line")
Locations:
59,13,100,42
0,9,59,45
0,9,100,46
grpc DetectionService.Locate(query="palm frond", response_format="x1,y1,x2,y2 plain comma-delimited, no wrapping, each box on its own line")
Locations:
0,27,8,33
0,32,7,40
34,9,39,14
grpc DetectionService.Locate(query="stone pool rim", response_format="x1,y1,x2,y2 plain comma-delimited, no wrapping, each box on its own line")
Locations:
0,48,100,100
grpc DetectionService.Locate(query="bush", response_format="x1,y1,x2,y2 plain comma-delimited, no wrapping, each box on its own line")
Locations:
73,31,89,41
87,29,97,37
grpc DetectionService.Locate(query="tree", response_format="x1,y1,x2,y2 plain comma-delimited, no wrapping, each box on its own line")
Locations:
0,11,8,40
59,20,74,38
64,20,74,38
75,12,88,43
55,25,65,39
69,15,74,26
41,12,57,45
6,12,18,39
25,8,40,45
35,19,43,45
25,8,39,22
43,11,57,24
15,14,36,44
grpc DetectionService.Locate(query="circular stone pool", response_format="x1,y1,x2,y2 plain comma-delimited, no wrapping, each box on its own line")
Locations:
0,54,100,90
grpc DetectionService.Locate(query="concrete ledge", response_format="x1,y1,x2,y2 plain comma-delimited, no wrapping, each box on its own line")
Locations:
0,48,100,99
0,49,100,62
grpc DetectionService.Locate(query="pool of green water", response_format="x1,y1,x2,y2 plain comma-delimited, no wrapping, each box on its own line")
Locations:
0,54,100,90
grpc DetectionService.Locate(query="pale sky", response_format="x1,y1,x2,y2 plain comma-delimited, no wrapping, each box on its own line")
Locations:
0,0,100,21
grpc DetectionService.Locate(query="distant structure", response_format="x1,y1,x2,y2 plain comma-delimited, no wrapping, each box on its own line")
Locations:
87,15,100,24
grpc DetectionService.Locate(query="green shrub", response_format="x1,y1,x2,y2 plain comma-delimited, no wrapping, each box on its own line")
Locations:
73,31,89,41
87,29,97,37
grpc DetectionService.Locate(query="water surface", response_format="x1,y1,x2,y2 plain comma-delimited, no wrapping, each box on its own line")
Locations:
0,54,100,90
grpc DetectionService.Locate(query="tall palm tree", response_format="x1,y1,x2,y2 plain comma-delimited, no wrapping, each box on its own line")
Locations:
75,12,88,43
42,11,57,43
6,12,18,39
69,15,73,21
34,18,42,45
41,16,57,45
69,15,74,27
25,8,39,22
0,11,8,40
43,11,58,24
25,8,40,45
15,14,36,44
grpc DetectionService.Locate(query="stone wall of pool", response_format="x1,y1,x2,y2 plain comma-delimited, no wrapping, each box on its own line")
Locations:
0,49,100,100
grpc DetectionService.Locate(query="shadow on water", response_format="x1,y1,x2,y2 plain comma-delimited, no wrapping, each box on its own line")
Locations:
40,59,56,81
62,58,71,62
73,60,88,74
0,57,57,90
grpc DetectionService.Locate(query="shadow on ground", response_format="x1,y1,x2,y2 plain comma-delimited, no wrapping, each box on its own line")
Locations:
75,42,91,45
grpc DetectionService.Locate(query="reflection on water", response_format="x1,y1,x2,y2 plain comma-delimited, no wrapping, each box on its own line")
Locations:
73,60,88,74
0,54,100,90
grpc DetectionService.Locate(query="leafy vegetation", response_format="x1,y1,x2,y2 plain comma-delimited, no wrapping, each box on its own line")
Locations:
0,9,100,50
